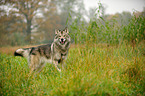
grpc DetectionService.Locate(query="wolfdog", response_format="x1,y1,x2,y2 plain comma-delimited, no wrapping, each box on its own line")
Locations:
14,28,71,73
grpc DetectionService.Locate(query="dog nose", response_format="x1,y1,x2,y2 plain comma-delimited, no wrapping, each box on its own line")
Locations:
61,38,64,42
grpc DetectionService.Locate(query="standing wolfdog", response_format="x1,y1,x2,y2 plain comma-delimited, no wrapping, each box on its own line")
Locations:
14,28,71,73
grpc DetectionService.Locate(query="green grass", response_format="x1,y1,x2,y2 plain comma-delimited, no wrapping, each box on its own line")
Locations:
0,44,145,96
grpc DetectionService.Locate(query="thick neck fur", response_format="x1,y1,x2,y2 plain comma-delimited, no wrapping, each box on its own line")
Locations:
54,41,70,54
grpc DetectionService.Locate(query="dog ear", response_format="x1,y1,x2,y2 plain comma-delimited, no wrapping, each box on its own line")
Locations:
64,27,69,33
55,29,60,34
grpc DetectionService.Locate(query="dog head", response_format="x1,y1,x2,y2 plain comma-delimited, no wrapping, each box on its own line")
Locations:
54,27,70,45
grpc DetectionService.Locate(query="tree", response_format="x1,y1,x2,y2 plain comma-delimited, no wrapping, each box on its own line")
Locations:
0,8,8,46
34,0,60,43
55,0,86,26
3,0,48,43
0,7,28,46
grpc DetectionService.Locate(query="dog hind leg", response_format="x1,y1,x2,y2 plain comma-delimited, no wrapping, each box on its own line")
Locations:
29,54,40,74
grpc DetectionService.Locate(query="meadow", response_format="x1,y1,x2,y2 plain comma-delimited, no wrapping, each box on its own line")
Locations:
0,43,145,96
0,9,145,96
0,1,145,95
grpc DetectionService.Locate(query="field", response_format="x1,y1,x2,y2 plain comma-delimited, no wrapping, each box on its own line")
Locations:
0,44,145,96
0,0,145,95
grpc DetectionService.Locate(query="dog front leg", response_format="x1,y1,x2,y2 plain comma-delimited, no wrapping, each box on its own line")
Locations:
53,61,61,72
60,60,65,70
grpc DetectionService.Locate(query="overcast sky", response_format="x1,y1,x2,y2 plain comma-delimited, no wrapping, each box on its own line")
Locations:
84,0,145,14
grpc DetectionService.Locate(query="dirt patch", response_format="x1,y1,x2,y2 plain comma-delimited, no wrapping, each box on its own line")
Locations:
0,45,36,56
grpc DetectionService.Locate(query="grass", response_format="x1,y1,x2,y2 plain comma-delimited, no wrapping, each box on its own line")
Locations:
0,44,145,96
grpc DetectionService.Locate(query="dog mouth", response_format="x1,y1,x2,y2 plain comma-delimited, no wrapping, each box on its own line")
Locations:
60,41,65,44
60,38,66,44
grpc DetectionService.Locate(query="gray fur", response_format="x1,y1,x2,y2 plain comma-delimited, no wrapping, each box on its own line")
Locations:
14,28,71,73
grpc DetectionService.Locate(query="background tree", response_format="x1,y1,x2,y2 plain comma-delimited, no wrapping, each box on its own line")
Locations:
4,0,48,43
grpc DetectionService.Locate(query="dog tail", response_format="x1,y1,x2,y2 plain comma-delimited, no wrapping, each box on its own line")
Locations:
14,48,31,58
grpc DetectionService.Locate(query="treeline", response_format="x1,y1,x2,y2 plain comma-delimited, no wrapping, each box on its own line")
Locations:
0,0,145,46
0,0,86,46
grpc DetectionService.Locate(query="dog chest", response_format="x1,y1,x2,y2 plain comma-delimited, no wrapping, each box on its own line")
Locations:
54,52,67,61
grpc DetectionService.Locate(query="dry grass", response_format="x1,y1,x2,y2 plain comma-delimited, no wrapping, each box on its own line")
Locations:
0,45,33,55
0,44,145,95
0,44,77,56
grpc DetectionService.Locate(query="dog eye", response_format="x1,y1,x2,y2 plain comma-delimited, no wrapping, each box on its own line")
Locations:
55,35,60,38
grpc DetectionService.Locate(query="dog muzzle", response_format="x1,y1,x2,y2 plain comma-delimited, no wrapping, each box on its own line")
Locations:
60,38,66,44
